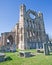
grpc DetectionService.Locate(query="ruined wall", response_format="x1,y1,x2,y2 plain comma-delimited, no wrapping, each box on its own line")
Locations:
1,32,15,46
15,23,19,48
18,4,47,50
0,4,48,50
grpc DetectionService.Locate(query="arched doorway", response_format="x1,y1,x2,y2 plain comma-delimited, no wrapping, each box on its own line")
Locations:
7,35,13,45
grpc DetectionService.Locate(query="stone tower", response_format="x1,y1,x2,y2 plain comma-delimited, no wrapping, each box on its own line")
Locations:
18,4,27,50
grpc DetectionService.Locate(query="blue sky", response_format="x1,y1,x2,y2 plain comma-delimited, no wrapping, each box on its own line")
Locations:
0,0,52,38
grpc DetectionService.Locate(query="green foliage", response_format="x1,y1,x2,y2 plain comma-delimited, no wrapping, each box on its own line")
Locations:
0,49,52,65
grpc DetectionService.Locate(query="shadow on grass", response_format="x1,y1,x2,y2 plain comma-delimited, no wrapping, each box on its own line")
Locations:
49,53,52,56
30,52,36,56
45,53,52,56
0,56,12,62
5,56,12,61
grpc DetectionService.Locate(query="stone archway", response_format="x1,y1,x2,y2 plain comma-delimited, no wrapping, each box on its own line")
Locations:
7,35,13,45
1,32,16,52
1,32,15,46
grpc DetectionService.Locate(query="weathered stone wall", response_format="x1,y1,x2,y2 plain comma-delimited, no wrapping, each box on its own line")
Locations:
0,4,48,50
15,23,19,48
18,4,47,50
18,4,27,50
1,32,15,46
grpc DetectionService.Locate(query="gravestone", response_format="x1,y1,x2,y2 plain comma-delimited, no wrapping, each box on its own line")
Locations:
19,51,31,57
37,49,44,53
0,53,5,62
44,43,50,55
50,46,52,52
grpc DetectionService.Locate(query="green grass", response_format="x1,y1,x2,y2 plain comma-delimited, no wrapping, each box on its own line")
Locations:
0,49,52,65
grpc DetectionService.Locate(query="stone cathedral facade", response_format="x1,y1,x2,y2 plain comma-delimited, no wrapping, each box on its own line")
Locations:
0,4,49,50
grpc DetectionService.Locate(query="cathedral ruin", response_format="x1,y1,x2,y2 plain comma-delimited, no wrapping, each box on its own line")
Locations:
0,4,49,50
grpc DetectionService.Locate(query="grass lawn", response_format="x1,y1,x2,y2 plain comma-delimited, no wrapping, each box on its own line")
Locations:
0,49,52,65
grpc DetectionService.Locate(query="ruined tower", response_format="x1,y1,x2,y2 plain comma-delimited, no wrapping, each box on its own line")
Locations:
18,4,27,50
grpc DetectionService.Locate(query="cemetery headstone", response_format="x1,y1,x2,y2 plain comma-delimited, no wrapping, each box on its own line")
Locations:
0,53,5,62
44,43,50,55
